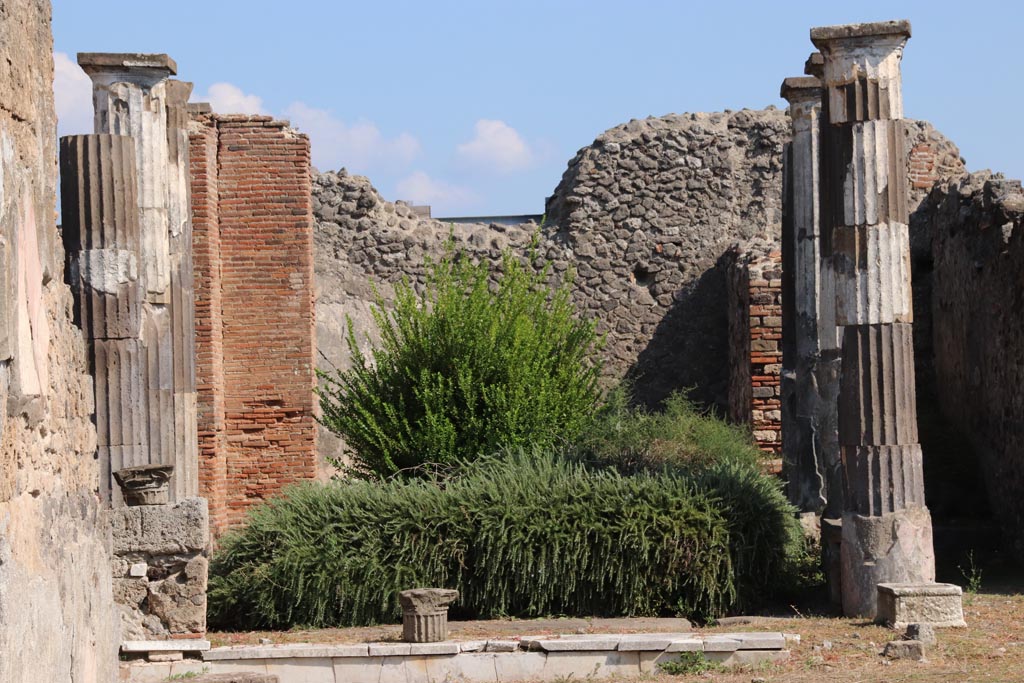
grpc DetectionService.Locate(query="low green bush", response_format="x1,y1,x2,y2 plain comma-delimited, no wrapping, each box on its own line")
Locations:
208,450,734,630
574,386,763,474
316,242,603,479
572,388,802,609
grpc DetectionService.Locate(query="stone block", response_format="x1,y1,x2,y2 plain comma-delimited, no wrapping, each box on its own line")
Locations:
883,639,925,661
664,638,703,652
378,656,408,683
112,497,209,555
493,652,547,682
408,642,459,656
453,653,500,682
192,676,278,683
122,639,210,652
727,632,786,650
702,636,742,652
459,640,486,652
876,583,966,629
484,640,518,652
332,657,384,683
263,658,334,683
638,651,685,673
533,635,620,651
113,578,148,606
147,651,183,662
841,507,936,618
542,651,639,679
617,633,693,651
121,662,172,683
906,623,937,646
705,649,790,666
369,643,411,656
205,660,271,676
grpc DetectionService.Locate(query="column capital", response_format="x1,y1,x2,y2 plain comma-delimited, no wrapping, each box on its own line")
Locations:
809,20,910,123
78,52,177,89
780,76,822,104
810,20,910,45
804,52,824,78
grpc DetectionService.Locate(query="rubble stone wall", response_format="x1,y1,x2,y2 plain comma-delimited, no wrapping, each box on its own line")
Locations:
927,173,1024,561
0,1,118,680
190,114,317,532
313,111,964,467
313,109,791,466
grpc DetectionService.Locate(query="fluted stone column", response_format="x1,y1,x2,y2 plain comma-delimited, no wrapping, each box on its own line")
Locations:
780,74,842,517
60,134,147,504
78,53,198,501
811,20,935,618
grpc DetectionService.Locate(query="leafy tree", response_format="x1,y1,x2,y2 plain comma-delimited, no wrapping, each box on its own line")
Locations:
317,241,603,478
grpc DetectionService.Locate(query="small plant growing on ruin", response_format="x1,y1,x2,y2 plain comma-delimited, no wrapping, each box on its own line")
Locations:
960,550,983,594
317,239,603,478
658,652,718,675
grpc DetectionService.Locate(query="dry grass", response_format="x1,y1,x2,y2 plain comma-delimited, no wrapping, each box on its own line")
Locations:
209,589,1024,683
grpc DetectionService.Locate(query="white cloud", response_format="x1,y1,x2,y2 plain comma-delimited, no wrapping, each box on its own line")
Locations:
196,82,267,115
54,52,94,137
284,101,420,174
395,171,476,209
455,119,532,172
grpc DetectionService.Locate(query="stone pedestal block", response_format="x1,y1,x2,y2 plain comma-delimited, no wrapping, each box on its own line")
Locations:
840,506,935,618
876,583,966,629
112,498,209,642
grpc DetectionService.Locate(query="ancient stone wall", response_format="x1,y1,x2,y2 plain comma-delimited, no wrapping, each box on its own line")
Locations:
723,240,783,459
0,1,119,680
313,170,545,465
543,110,789,409
926,173,1024,561
190,113,317,532
313,109,792,468
313,110,964,468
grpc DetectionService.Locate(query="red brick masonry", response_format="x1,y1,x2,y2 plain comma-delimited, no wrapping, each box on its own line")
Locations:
725,242,783,466
189,113,317,536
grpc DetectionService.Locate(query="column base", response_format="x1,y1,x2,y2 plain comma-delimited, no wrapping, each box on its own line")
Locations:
840,505,935,618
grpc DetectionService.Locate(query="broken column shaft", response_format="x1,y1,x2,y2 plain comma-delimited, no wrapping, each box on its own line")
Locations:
779,74,842,517
811,20,934,618
60,134,147,504
77,53,198,501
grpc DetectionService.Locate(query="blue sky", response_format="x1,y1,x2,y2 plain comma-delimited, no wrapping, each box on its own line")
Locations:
53,1,1023,216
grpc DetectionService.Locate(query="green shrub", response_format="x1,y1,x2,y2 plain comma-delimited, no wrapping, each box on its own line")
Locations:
573,387,802,609
317,242,603,479
575,386,763,474
208,450,734,630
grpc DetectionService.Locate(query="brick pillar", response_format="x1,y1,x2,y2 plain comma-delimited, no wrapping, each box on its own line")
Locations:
78,53,198,501
188,106,228,537
779,74,842,517
725,241,783,464
187,112,317,531
812,20,935,618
